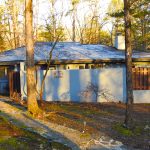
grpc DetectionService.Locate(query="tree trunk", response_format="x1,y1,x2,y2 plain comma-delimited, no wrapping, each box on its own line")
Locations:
52,1,56,42
72,11,76,42
25,0,39,115
34,0,39,41
110,25,114,47
71,0,80,42
40,38,59,102
124,0,134,128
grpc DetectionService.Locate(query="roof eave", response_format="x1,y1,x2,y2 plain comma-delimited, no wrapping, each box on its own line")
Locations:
37,58,150,65
0,58,149,66
0,61,23,66
36,59,124,65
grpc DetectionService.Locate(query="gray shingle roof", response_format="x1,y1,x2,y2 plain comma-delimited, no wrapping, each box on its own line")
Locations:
0,42,149,63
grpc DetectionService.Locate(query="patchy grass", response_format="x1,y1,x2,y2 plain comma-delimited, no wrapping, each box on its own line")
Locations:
0,115,71,150
40,101,150,150
113,123,133,136
2,100,149,149
113,123,144,137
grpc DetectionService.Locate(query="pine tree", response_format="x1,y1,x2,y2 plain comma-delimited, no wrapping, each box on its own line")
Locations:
124,0,134,128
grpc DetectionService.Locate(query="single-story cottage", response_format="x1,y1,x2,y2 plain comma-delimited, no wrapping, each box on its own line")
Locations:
0,42,150,103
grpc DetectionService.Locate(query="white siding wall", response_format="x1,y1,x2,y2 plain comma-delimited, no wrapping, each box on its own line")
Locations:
20,62,27,100
133,91,150,103
20,62,150,103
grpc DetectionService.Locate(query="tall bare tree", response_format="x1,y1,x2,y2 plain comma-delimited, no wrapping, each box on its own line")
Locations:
0,0,25,50
25,0,39,115
71,0,79,42
124,0,134,128
39,38,59,102
34,0,39,41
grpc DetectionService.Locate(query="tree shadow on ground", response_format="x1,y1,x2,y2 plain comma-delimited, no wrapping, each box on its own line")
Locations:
0,99,80,150
40,101,150,150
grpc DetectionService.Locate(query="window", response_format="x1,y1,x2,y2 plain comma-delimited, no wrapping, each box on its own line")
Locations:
132,67,150,90
79,66,84,69
40,65,56,70
90,64,104,69
0,68,6,78
85,64,89,69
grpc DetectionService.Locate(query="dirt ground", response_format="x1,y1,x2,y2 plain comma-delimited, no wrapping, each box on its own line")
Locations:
0,113,71,150
40,102,150,150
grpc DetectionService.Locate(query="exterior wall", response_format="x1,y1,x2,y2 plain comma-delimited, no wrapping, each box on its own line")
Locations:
20,62,27,100
41,68,126,102
20,62,150,103
133,91,150,103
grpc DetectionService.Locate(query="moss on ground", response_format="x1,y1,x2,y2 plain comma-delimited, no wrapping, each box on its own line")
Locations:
113,123,143,137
